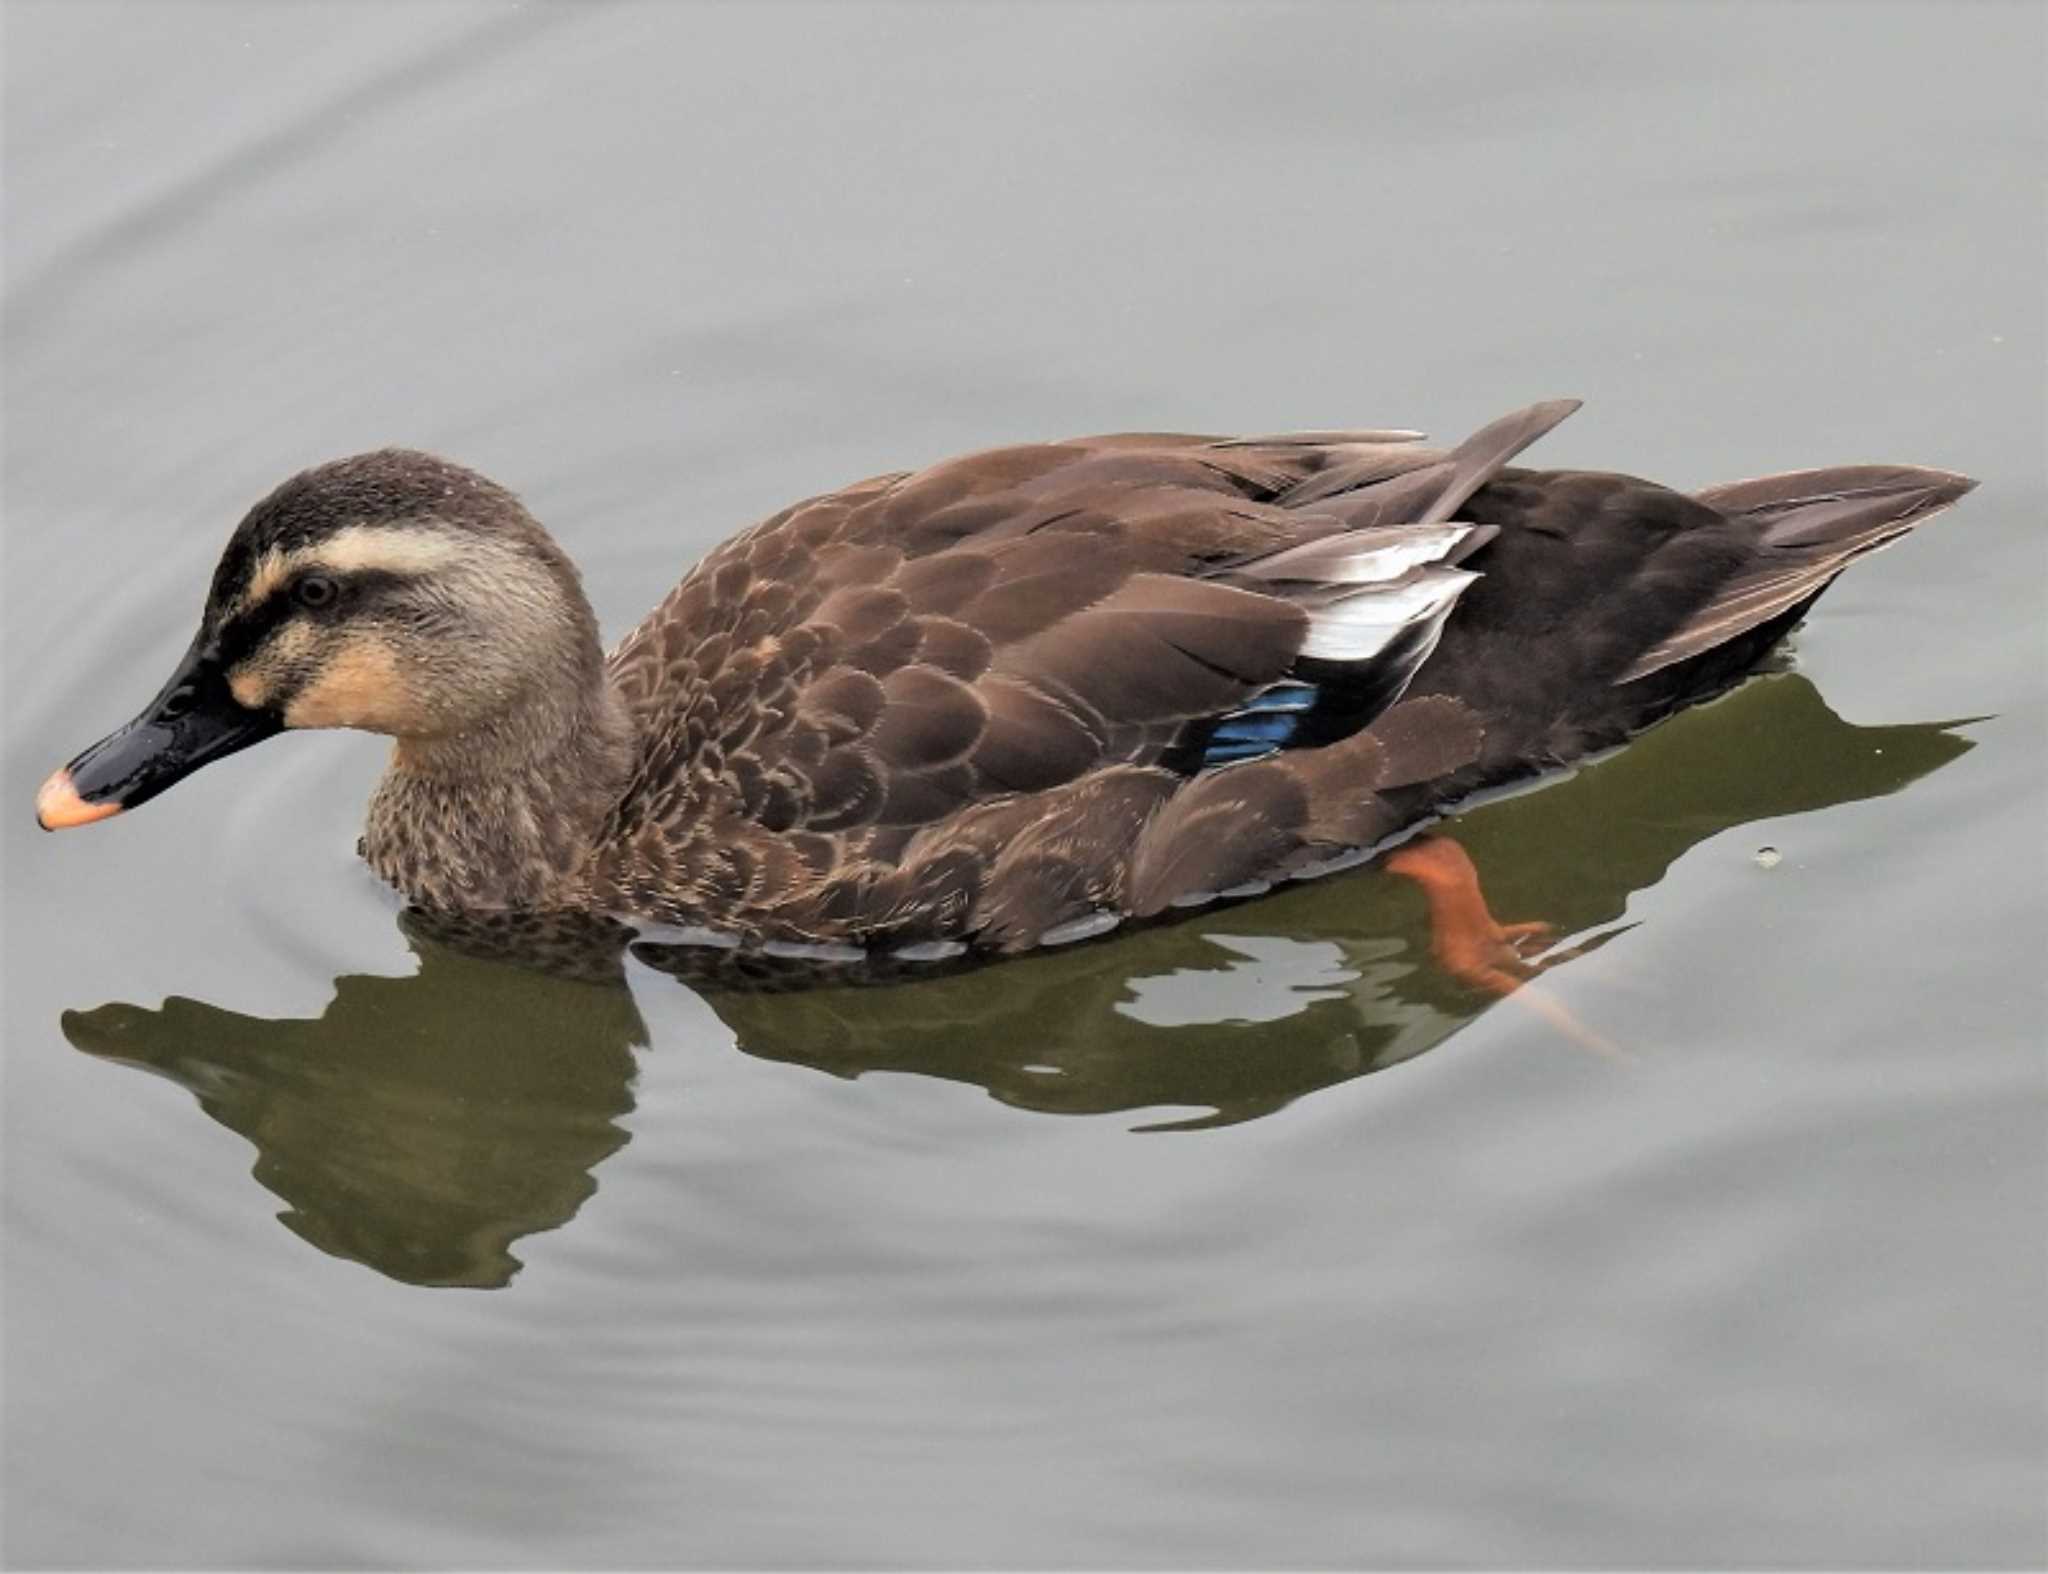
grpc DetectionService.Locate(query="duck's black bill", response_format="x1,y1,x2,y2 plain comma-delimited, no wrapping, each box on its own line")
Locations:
36,637,281,830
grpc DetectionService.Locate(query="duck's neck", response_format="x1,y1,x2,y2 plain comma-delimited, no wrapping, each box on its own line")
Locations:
364,676,637,910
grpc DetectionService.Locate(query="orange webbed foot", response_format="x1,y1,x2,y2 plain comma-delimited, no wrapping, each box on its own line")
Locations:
1384,837,1552,996
1383,834,1626,1060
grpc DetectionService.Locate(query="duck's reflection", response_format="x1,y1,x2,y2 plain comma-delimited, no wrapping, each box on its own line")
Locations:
64,916,646,1289
62,673,1974,1287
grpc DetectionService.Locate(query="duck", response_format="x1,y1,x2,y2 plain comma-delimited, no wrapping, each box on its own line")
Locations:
36,399,1973,976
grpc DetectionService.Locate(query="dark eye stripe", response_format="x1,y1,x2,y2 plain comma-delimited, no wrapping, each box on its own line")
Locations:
212,591,296,666
209,569,407,665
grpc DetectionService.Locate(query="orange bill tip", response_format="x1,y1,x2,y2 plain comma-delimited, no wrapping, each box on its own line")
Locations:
35,768,123,831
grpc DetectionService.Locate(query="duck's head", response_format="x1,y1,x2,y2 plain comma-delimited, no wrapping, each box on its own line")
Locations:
37,450,601,830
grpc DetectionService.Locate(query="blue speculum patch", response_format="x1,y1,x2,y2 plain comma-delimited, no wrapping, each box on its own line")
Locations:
1199,682,1321,766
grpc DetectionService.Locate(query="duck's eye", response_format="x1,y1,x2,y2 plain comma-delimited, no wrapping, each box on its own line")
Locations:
294,574,339,609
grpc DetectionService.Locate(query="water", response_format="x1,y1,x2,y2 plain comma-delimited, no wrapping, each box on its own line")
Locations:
4,2,2043,1565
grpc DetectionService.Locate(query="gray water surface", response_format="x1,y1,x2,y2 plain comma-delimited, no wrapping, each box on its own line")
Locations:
4,2,2044,1567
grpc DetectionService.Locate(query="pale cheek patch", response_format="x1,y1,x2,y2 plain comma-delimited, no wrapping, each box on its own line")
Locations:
228,619,317,710
230,669,272,709
283,635,416,733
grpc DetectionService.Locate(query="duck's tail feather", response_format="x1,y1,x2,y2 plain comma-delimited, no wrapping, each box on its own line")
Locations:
1616,464,1977,684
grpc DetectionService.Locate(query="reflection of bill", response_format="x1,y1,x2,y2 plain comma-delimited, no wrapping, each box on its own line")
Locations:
63,673,1974,1287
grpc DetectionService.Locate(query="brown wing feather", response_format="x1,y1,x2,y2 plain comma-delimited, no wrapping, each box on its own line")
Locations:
595,401,1597,944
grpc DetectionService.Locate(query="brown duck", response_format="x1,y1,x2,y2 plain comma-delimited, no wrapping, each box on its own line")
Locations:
37,400,1972,979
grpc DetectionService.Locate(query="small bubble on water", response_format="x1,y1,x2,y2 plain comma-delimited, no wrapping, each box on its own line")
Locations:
1754,846,1782,869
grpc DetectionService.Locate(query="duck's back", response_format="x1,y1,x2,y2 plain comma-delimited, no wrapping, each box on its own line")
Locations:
593,401,1969,949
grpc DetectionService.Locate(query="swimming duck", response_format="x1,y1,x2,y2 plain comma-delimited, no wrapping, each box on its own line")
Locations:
37,400,1972,971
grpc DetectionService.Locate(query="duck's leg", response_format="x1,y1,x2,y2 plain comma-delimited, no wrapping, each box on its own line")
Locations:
1383,834,1625,1058
1383,835,1553,996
